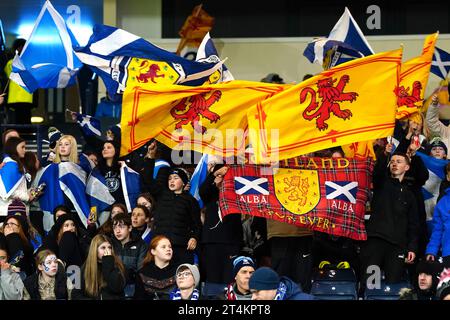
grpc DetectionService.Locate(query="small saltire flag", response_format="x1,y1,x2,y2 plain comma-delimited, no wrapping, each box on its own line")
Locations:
75,112,102,137
196,32,234,83
303,38,364,70
0,157,26,199
325,181,358,204
189,153,209,209
234,176,269,195
74,24,224,99
416,151,449,221
431,46,450,80
10,0,82,92
120,80,290,158
304,7,374,68
248,48,402,163
395,33,438,120
176,4,214,55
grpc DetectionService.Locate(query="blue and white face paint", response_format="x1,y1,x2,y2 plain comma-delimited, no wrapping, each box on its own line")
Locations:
41,255,58,277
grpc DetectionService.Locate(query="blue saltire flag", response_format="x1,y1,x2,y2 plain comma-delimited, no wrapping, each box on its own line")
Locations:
196,32,234,82
120,163,142,212
10,0,82,92
75,112,102,137
416,152,449,221
303,7,374,68
303,38,364,70
34,162,113,231
0,157,26,199
86,169,115,225
189,153,209,208
73,24,225,99
431,46,450,79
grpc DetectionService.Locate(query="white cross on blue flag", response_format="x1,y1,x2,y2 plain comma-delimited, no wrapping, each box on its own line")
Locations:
234,176,269,195
325,181,358,204
431,46,450,79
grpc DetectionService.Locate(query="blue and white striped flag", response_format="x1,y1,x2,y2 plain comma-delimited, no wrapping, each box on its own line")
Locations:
75,112,102,137
196,32,234,82
431,47,450,80
189,154,210,209
303,7,374,68
10,0,82,92
74,24,225,99
0,157,25,199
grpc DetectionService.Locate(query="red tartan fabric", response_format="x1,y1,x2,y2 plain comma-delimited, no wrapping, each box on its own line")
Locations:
219,157,373,240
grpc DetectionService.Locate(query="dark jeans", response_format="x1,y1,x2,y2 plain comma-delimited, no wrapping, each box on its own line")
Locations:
270,236,313,293
359,237,406,287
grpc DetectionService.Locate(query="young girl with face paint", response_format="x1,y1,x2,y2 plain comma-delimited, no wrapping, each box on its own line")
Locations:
71,234,126,300
22,249,73,300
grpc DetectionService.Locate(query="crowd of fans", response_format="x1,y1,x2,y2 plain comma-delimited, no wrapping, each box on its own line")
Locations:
0,76,450,301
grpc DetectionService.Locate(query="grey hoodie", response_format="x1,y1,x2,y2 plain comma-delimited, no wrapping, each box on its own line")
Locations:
0,268,24,300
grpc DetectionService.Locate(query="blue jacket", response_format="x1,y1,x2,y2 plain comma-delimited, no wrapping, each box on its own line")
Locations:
279,277,315,300
426,187,450,257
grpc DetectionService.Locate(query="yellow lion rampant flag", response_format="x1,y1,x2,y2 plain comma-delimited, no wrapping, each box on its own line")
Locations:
120,81,290,157
395,33,438,120
248,48,403,163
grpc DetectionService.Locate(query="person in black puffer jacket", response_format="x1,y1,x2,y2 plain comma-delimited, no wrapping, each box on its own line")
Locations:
144,150,201,265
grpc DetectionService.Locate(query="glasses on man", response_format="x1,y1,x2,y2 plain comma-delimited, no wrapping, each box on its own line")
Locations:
176,271,192,279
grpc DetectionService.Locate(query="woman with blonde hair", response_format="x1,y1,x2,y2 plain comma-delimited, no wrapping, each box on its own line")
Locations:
54,135,79,164
71,234,126,300
134,235,177,300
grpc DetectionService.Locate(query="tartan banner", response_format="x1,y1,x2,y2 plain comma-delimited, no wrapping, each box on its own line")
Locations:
219,156,373,240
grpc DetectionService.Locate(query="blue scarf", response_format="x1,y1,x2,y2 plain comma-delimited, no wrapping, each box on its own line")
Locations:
170,288,200,300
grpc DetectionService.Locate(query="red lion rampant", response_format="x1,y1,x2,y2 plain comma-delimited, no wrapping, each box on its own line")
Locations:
394,81,422,108
136,61,165,83
170,90,222,134
300,75,358,131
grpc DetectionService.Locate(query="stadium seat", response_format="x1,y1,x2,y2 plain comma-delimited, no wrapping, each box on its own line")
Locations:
364,281,411,300
311,281,358,300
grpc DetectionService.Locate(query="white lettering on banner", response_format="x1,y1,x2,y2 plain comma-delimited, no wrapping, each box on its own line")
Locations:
239,195,268,204
331,200,354,213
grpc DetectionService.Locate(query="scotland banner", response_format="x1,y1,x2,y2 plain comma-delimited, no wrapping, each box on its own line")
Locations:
74,24,225,98
220,157,373,240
